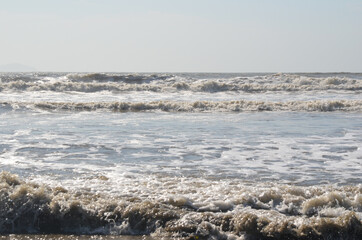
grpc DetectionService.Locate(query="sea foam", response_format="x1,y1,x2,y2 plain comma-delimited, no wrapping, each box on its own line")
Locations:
0,172,361,239
1,99,361,112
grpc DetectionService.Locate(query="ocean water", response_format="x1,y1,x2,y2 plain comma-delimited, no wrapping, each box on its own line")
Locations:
0,72,361,239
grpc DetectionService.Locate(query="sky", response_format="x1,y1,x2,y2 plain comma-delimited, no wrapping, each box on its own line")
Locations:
0,0,361,72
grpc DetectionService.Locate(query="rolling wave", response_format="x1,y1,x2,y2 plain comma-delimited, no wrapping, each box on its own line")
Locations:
0,79,360,93
0,172,361,238
66,73,175,83
1,100,361,112
0,73,361,93
0,73,175,83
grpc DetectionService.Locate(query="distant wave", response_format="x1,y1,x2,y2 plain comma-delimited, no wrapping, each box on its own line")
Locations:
0,73,175,83
1,100,361,112
66,73,175,83
0,73,361,93
0,79,361,93
1,172,361,238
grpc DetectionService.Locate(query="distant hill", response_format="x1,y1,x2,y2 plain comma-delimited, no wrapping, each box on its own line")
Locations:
0,63,37,72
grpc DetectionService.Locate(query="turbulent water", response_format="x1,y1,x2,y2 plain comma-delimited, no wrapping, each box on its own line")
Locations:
0,72,361,239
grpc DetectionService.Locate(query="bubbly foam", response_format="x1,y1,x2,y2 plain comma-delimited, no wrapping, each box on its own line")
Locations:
1,72,361,239
0,78,361,93
1,110,360,187
0,73,361,93
0,172,361,239
1,99,361,112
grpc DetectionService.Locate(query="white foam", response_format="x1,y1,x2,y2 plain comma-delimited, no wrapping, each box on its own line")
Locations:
1,99,361,113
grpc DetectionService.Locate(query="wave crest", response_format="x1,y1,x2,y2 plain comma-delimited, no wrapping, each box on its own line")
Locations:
0,76,361,93
1,100,361,112
66,73,175,83
1,172,361,238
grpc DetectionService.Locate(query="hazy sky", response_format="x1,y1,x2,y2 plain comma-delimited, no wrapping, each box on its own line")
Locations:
1,0,361,72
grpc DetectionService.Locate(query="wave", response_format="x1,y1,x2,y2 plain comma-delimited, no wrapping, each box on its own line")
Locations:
0,73,361,93
1,100,361,112
66,73,175,83
0,73,176,84
0,172,361,239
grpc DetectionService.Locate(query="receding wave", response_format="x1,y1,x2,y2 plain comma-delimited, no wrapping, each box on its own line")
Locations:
1,100,361,112
0,172,361,239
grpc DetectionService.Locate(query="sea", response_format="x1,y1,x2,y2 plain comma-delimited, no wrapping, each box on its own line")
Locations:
0,72,361,240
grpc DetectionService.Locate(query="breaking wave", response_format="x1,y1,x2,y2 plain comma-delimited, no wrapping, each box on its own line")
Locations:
1,100,361,112
0,73,361,93
0,73,175,84
66,73,175,83
0,172,361,239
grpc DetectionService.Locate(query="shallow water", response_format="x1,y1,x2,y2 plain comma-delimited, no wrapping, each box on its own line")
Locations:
1,111,361,186
0,72,361,239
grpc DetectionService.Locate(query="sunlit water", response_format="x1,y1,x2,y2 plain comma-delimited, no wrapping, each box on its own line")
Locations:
0,72,361,239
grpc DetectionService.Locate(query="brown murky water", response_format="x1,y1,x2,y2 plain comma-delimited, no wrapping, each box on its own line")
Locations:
0,235,155,240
